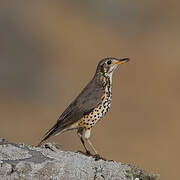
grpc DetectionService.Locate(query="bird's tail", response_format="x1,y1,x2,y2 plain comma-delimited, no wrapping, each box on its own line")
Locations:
37,124,60,147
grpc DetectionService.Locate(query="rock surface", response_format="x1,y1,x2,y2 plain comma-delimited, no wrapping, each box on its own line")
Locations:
0,138,159,180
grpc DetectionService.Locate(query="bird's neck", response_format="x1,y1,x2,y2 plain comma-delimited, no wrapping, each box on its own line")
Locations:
104,72,113,85
94,72,112,89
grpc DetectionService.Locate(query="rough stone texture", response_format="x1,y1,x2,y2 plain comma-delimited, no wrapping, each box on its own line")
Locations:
0,138,159,180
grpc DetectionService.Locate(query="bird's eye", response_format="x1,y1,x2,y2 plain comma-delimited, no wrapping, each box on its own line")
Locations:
107,60,111,65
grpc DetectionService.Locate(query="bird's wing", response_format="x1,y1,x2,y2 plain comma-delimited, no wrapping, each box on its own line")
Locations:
57,79,104,127
38,79,104,146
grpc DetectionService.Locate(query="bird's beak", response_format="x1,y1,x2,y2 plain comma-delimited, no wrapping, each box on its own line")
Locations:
115,58,130,65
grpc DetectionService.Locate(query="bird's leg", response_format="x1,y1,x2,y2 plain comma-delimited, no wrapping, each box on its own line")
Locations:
84,129,107,161
84,129,98,155
77,127,91,155
86,138,98,155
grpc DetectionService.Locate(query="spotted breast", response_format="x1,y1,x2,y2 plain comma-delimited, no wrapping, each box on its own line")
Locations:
78,75,112,130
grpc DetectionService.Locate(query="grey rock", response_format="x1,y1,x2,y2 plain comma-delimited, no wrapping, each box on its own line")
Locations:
0,139,159,180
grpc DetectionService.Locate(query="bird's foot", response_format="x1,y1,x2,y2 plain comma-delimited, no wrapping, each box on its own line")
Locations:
44,143,57,151
86,150,91,156
93,154,107,161
76,151,108,161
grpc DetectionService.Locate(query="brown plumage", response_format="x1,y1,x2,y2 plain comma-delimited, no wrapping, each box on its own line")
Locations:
38,57,129,155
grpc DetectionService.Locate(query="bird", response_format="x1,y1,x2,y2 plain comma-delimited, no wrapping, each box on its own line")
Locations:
38,57,130,156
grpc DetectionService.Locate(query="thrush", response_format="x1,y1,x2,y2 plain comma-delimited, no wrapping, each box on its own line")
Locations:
38,57,129,156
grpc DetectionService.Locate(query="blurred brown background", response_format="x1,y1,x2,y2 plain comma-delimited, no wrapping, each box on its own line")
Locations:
0,1,179,179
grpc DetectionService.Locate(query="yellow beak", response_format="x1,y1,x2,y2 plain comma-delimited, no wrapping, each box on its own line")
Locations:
115,58,130,65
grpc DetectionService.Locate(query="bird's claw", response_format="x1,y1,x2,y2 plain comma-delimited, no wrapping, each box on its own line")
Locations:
44,143,57,151
76,151,107,161
86,150,91,156
93,154,107,161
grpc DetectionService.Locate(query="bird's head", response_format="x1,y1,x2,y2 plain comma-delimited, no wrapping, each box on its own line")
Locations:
96,57,130,77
